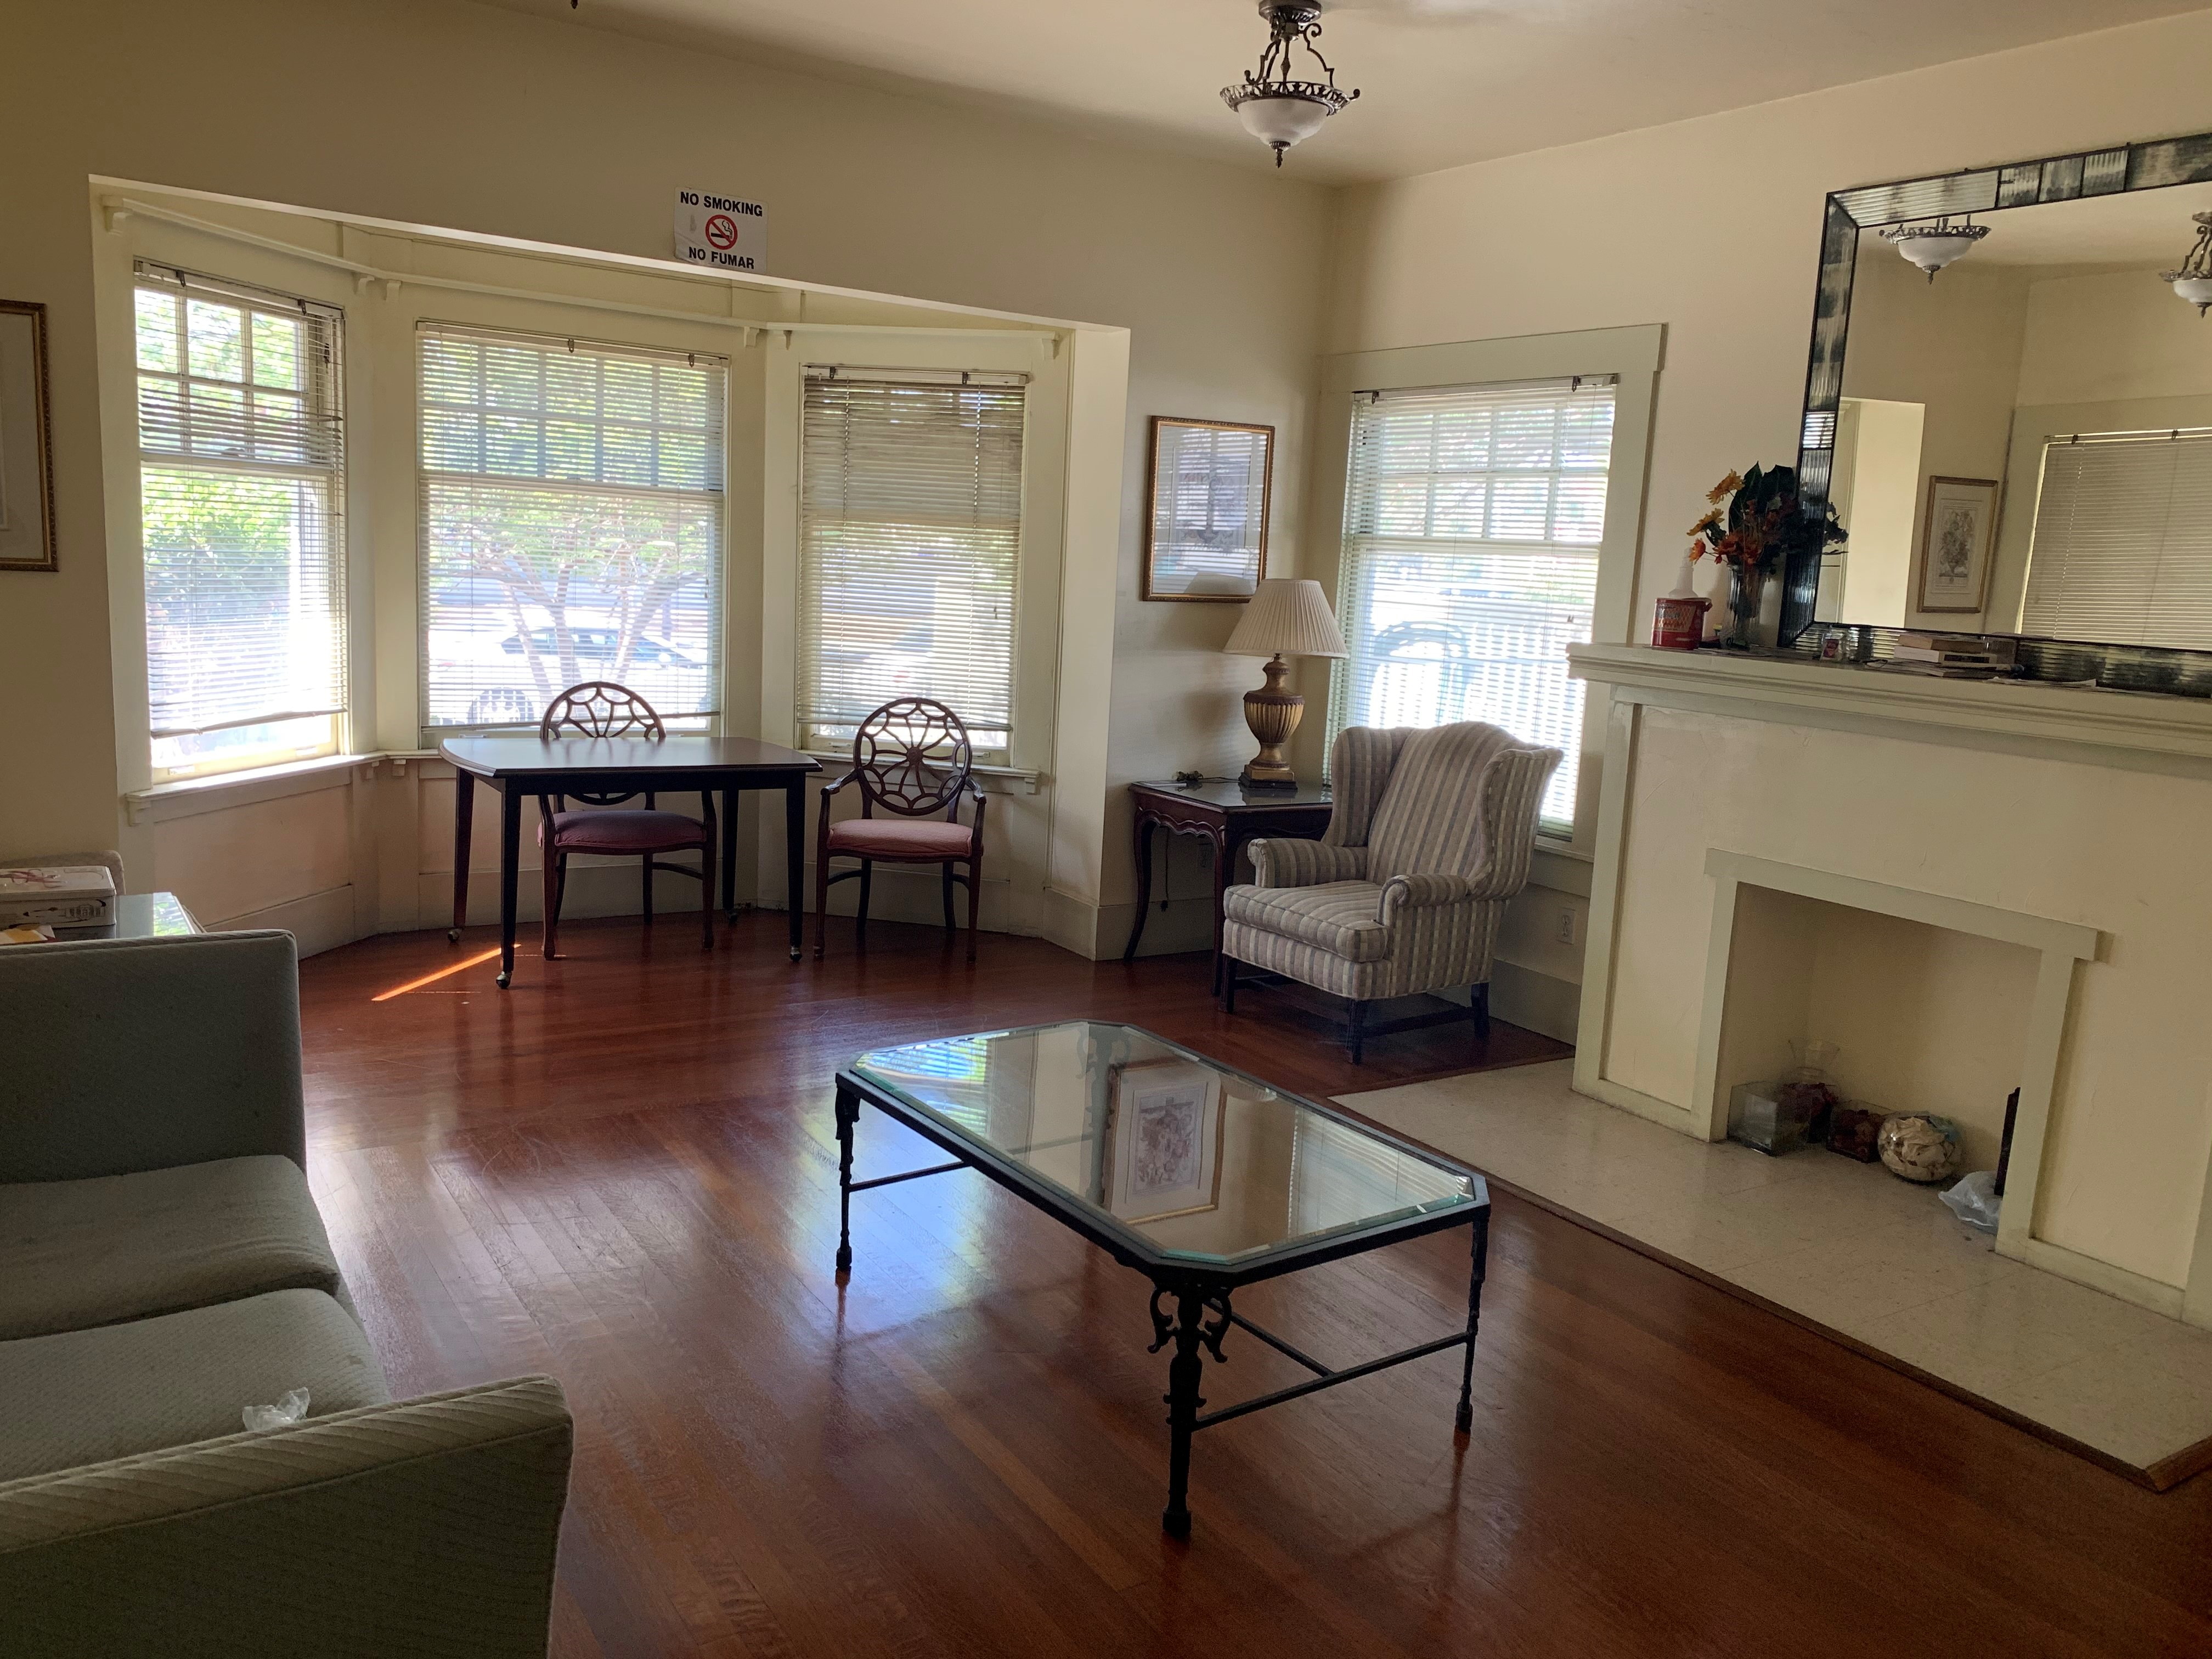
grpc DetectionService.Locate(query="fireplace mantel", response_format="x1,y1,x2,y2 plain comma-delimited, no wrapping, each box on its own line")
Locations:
1568,644,2212,777
1565,641,2212,1330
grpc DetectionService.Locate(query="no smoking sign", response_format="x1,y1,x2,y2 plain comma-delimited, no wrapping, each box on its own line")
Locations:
674,189,767,272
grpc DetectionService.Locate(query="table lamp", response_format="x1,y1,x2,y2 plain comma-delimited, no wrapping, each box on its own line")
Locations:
1223,578,1348,790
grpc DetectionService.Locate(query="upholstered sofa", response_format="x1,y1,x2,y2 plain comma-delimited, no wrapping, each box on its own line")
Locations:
0,931,573,1658
1220,722,1560,1061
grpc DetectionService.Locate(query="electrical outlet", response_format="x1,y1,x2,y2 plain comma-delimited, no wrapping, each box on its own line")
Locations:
1555,906,1578,947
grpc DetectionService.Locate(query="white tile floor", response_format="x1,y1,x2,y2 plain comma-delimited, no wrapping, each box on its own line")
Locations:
1342,1058,2212,1480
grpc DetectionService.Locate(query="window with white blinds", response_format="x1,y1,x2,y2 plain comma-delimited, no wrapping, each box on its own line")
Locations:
134,266,346,781
1330,377,1615,833
419,324,726,731
2022,431,2212,647
798,368,1026,760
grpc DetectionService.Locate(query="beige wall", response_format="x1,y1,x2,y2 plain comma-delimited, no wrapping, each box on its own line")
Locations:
0,0,1331,956
1321,9,2212,1016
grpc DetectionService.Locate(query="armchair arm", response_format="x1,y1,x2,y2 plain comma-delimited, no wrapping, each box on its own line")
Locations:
962,775,988,848
1377,872,1476,924
0,931,305,1183
1248,839,1367,890
0,1375,573,1659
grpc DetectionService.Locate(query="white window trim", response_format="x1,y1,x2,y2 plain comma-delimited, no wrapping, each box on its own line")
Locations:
1308,325,1663,856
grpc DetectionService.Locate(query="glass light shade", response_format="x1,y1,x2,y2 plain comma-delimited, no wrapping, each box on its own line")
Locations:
1236,94,1331,151
1889,230,1982,277
2170,275,2212,316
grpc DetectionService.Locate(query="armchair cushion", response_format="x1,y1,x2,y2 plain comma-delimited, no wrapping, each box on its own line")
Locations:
1246,839,1367,890
0,1289,390,1483
1221,881,1393,963
0,1156,345,1341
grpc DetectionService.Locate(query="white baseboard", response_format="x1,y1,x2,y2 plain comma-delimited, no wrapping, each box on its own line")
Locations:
208,884,360,960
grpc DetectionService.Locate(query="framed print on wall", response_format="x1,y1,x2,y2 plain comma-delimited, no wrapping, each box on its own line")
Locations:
0,301,57,573
1916,476,1998,614
1101,1057,1226,1223
1141,416,1273,601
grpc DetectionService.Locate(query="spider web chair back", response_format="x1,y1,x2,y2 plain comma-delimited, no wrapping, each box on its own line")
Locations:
540,681,665,806
853,698,973,817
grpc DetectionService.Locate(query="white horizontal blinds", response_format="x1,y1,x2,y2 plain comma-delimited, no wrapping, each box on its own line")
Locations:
1288,1113,1452,1239
418,323,726,731
2023,431,2212,648
799,368,1026,759
1331,377,1615,833
134,265,346,780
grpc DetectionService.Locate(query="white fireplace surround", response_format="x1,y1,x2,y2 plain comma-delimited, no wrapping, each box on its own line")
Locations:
1567,644,2212,1330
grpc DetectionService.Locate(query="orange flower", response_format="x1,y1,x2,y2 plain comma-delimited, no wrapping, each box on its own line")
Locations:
1688,507,1723,537
1707,471,1744,504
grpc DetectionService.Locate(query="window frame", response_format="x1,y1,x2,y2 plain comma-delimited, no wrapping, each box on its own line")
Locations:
130,264,349,783
1310,328,1662,857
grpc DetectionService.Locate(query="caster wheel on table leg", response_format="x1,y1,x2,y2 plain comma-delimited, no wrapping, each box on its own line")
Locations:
495,970,511,989
789,947,802,961
447,928,461,943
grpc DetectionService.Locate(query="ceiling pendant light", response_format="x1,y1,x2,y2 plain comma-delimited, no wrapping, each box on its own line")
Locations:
1880,215,1990,283
1222,3,1358,168
2160,212,2212,317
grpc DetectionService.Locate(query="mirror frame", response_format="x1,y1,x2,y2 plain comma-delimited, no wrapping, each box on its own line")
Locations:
1785,127,2212,644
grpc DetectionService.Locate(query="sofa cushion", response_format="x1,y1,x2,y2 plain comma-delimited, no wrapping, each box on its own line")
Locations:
0,1155,345,1341
1221,881,1393,963
0,1288,391,1481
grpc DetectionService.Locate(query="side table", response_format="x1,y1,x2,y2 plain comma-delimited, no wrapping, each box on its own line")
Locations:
1124,778,1333,966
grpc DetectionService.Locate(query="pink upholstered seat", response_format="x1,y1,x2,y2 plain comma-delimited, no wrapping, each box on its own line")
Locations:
540,809,708,855
825,817,975,860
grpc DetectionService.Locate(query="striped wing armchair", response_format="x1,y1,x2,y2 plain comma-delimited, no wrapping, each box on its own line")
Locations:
1219,723,1561,1062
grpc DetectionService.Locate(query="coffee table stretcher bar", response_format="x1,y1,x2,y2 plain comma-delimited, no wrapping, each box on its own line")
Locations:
832,1056,1489,1539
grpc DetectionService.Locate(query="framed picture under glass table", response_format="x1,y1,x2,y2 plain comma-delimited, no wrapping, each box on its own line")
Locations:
834,1019,1489,1537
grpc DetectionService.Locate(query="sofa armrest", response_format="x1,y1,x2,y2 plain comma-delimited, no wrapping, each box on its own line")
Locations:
0,1375,573,1659
0,930,305,1183
1377,872,1476,924
1248,839,1367,889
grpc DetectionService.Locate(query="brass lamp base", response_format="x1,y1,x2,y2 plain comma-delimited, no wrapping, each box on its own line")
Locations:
1239,652,1303,791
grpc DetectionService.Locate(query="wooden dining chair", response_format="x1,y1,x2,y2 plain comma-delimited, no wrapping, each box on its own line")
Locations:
537,681,715,960
814,698,986,961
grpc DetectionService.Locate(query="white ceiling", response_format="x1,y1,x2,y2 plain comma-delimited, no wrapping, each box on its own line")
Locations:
470,0,2204,182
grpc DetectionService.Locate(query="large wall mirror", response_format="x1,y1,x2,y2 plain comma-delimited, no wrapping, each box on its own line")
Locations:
1787,131,2212,648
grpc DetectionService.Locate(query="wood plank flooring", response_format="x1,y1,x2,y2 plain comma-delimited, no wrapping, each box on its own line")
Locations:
299,914,2212,1658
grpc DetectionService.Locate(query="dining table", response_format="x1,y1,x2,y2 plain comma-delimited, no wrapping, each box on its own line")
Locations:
441,734,821,988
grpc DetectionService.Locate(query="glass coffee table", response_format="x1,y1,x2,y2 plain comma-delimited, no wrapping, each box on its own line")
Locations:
835,1020,1490,1537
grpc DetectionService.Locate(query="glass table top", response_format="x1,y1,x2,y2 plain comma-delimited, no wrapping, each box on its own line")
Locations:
848,1021,1479,1266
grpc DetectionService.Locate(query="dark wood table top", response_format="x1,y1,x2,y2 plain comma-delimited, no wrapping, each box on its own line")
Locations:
1131,777,1333,811
441,735,820,782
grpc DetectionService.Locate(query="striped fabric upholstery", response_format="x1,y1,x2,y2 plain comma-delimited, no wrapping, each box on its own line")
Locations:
1222,722,1560,1006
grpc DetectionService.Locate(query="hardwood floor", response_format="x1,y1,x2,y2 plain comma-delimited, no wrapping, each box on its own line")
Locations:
300,915,2211,1658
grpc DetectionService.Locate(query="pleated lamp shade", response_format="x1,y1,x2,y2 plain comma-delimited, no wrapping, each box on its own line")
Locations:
1223,578,1348,659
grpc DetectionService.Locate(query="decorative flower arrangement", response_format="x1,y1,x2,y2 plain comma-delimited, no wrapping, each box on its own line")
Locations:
1688,463,1846,647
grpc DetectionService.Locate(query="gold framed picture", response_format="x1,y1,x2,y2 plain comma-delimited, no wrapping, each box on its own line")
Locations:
1916,476,1998,614
1101,1057,1226,1223
0,300,57,574
1141,416,1272,601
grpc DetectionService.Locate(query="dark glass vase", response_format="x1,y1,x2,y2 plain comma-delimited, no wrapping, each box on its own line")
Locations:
1725,563,1769,650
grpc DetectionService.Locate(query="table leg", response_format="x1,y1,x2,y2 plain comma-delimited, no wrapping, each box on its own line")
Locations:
1122,814,1157,962
1209,828,1232,994
448,768,475,943
719,787,740,921
785,778,805,961
1455,1210,1491,1434
834,1084,860,1274
496,785,522,990
1152,1282,1224,1538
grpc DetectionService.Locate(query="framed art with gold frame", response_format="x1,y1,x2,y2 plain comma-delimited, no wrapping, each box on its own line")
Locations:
1141,416,1272,602
1101,1057,1226,1222
1915,476,1998,614
0,300,57,574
